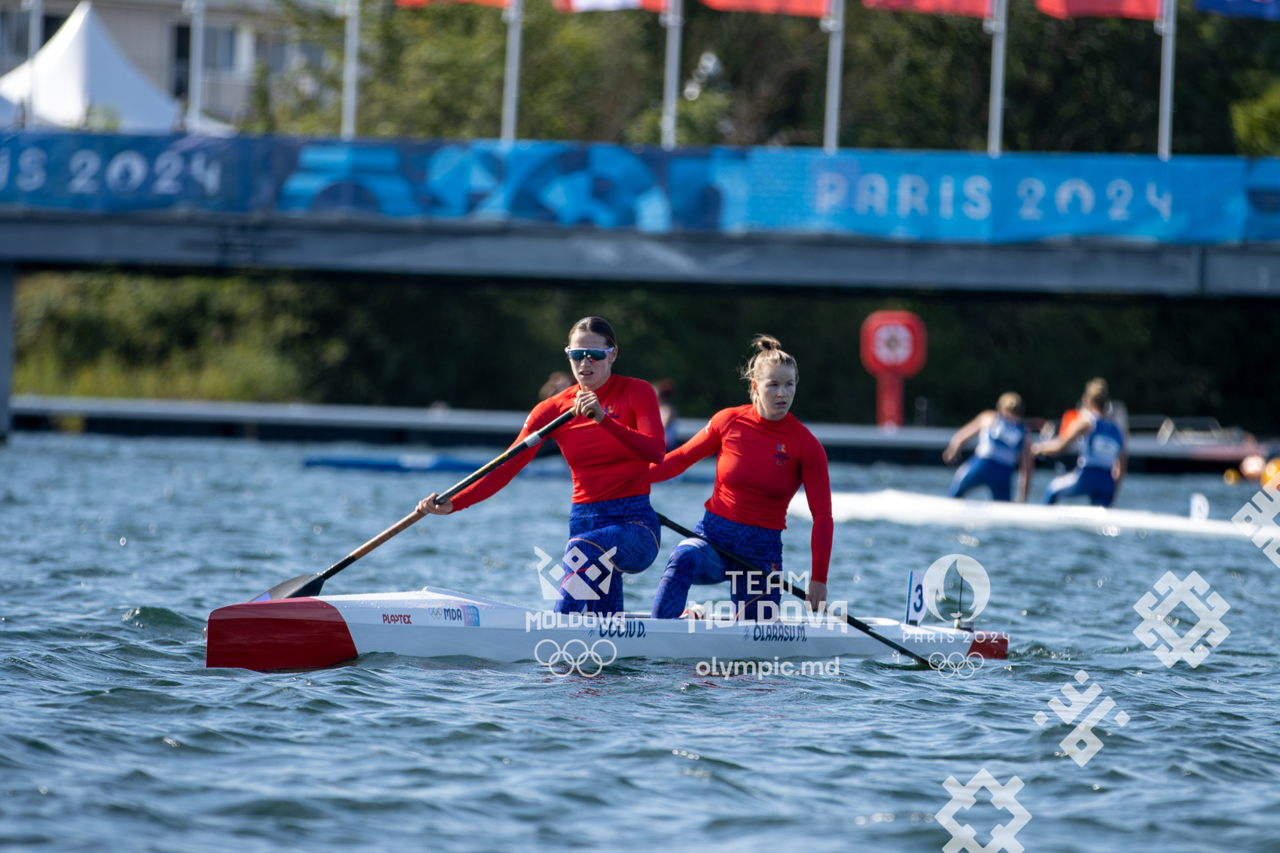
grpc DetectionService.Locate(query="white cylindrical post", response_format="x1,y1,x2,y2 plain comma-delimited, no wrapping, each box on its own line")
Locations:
985,0,1007,158
24,0,42,123
660,0,684,151
1156,0,1177,161
186,0,206,131
822,0,845,155
501,0,524,144
342,0,360,140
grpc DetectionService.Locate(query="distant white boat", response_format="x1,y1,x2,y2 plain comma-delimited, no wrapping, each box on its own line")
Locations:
789,489,1248,539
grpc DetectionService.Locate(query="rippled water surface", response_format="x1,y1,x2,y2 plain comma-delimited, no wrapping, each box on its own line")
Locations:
2,432,1279,852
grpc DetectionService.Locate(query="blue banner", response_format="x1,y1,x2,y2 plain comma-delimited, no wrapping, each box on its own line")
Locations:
1196,0,1280,19
0,130,1272,244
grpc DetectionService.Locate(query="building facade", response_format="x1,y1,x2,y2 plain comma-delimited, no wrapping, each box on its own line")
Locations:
0,0,324,123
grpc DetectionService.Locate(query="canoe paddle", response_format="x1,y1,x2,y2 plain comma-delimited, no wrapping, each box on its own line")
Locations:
251,409,577,602
654,513,934,668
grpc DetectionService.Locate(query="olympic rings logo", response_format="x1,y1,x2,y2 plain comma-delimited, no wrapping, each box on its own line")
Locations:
534,639,618,677
929,652,985,679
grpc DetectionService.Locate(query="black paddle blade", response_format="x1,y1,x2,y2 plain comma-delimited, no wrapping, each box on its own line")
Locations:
250,573,326,602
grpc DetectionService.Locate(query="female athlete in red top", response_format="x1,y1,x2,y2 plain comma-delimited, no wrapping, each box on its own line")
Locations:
649,336,834,619
418,317,665,614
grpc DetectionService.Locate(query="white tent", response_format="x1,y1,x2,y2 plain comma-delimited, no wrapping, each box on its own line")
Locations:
0,2,226,134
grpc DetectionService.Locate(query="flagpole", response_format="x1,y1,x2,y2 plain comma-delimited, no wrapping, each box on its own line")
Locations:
501,0,524,144
23,0,42,124
1156,0,1176,160
660,0,684,151
984,0,1007,157
186,0,206,131
341,0,360,140
822,0,845,155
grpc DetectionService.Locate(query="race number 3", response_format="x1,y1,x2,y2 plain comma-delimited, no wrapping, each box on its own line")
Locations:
905,570,926,626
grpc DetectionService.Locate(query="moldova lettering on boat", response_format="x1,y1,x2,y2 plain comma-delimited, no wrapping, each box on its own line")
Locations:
523,611,645,635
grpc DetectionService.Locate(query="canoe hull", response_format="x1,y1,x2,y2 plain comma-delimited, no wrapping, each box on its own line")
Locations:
205,588,1008,672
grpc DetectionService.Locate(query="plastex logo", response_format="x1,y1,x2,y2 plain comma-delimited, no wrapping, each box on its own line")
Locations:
937,768,1031,853
533,546,616,601
1033,670,1130,767
1132,571,1231,668
1231,470,1280,567
534,638,617,677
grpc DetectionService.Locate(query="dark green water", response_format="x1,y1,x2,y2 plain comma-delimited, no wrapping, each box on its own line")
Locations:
2,433,1276,851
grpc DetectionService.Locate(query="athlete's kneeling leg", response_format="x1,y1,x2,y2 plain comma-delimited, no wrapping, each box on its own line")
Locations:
730,566,783,621
1081,468,1116,507
1042,468,1085,505
651,537,727,619
987,466,1013,502
1043,467,1115,506
950,458,1014,501
556,518,660,615
946,460,978,499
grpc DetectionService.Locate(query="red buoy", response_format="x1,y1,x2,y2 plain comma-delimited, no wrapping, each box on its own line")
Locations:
860,311,928,429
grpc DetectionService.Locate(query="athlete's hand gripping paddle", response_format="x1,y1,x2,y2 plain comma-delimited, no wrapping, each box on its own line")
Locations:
250,410,576,602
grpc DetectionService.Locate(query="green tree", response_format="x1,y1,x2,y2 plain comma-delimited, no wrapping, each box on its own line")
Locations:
259,0,1280,155
1232,79,1280,155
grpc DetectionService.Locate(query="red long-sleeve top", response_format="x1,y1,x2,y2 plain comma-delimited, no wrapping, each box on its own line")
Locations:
649,404,834,583
450,374,665,510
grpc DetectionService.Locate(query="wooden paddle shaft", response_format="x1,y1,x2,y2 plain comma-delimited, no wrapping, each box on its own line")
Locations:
320,509,425,580
435,409,575,504
317,409,577,583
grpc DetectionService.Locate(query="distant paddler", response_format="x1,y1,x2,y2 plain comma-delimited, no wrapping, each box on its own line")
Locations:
1032,378,1127,507
418,317,665,614
942,392,1034,502
648,335,834,619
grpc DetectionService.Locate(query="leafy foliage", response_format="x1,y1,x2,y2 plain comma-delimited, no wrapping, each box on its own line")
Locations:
247,0,1280,154
16,272,1280,433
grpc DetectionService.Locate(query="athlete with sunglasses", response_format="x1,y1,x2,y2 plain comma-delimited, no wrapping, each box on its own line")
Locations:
418,317,665,614
648,335,833,621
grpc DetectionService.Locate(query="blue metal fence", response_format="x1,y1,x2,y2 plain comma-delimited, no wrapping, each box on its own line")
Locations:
1,131,1277,244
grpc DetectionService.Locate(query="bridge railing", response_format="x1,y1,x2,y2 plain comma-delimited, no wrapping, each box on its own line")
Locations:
2,131,1278,244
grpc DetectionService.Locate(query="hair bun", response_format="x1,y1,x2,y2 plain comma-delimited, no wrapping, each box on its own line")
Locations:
752,334,782,352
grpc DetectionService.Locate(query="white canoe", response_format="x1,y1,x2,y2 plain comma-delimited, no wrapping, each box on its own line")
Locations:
205,587,1008,672
789,488,1247,538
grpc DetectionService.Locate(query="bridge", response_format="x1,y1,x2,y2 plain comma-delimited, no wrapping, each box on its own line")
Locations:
3,131,1280,438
